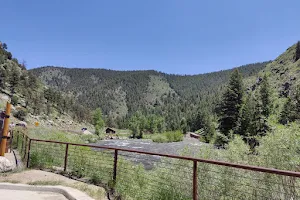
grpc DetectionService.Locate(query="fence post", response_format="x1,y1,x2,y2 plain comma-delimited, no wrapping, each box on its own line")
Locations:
64,144,69,171
21,134,24,153
113,149,118,182
0,102,11,156
193,160,198,200
26,139,32,168
23,136,27,159
16,132,19,149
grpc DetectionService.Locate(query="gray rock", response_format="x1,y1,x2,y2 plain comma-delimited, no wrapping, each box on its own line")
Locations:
0,157,13,172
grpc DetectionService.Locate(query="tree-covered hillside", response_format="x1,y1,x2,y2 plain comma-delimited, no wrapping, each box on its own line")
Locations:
31,61,268,128
0,41,90,122
215,41,300,148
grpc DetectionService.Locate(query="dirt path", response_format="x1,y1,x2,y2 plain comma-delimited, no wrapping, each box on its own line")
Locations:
0,170,107,200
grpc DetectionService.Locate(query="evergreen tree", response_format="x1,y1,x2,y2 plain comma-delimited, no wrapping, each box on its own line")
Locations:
92,108,105,135
295,86,300,120
259,74,271,117
0,67,7,89
235,94,253,137
279,97,295,124
247,98,269,149
9,66,20,95
202,115,215,142
180,117,188,134
218,69,244,138
189,109,215,143
295,41,300,62
2,43,7,50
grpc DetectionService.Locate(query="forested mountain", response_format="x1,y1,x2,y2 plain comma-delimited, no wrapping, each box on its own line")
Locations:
3,38,300,147
31,61,269,129
31,62,268,111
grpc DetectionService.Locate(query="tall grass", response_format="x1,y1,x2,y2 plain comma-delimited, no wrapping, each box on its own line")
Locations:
146,130,184,143
13,123,300,199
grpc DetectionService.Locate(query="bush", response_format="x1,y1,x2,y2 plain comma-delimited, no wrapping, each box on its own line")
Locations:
214,132,229,148
11,95,18,106
152,131,183,143
14,109,27,121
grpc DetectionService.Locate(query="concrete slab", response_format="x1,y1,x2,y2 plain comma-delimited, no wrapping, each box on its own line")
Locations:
0,170,107,200
0,183,95,200
0,189,67,200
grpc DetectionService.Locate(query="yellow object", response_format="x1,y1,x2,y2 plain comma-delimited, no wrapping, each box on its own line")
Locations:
35,122,39,127
0,102,11,156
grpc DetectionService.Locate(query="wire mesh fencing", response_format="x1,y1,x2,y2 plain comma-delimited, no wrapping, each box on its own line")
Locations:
13,132,300,200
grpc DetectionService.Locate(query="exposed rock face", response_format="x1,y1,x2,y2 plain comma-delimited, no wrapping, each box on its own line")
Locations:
0,157,13,172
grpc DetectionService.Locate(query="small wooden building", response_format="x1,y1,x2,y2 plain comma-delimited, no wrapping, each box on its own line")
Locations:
106,127,116,134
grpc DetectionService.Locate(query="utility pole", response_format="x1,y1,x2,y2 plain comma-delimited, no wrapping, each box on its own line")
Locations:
0,102,11,156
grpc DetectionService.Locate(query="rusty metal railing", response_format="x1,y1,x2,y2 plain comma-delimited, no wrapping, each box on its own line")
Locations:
15,133,300,200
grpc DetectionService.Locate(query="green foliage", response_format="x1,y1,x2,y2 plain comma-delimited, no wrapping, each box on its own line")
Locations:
31,62,268,130
92,108,105,135
214,131,230,147
9,66,20,94
150,130,183,143
11,95,18,106
295,41,300,62
189,109,215,142
13,109,28,121
279,86,300,124
180,117,188,134
128,112,165,138
218,69,244,142
259,74,272,117
13,122,300,200
0,67,7,89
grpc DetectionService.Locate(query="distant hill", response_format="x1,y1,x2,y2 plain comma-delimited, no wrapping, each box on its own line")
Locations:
30,62,269,121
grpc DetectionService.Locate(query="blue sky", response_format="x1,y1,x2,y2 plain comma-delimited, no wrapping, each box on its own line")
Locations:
2,0,299,75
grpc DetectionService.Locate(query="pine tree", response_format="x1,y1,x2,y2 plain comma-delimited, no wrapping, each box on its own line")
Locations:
279,97,295,124
295,41,300,62
295,86,300,120
9,66,20,95
218,69,244,138
180,117,188,134
235,94,253,137
2,43,7,50
259,74,271,117
247,98,269,149
249,98,268,137
0,67,7,89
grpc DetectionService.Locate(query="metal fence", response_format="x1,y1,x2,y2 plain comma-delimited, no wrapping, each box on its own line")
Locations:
13,132,300,200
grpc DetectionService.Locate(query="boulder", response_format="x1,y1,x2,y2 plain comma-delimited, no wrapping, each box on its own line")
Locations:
0,157,13,172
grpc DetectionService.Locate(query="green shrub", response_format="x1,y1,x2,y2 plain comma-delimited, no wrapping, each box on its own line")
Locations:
11,95,18,106
14,109,27,121
152,134,168,143
152,130,183,143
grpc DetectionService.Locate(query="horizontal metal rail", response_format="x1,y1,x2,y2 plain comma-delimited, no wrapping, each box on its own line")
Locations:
29,137,300,178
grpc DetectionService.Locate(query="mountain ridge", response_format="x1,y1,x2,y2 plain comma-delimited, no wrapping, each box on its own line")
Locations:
30,61,269,124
